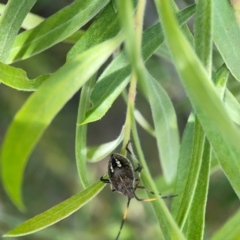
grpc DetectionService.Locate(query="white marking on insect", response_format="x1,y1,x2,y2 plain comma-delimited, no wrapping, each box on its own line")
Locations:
115,159,122,167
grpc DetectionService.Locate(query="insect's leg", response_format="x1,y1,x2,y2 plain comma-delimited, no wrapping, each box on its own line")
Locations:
100,176,110,184
116,198,131,240
126,141,137,158
135,185,178,199
135,185,155,195
126,140,132,155
134,164,143,173
133,191,156,202
135,178,140,185
110,184,116,192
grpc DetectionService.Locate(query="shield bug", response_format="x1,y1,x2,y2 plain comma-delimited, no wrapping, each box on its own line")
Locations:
100,142,175,240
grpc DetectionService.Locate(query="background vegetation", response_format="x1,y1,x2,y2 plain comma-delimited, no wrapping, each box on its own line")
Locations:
1,0,240,239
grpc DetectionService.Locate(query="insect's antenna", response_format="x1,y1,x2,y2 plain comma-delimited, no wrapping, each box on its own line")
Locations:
116,198,131,240
161,194,178,199
126,142,138,161
135,185,178,199
126,142,143,179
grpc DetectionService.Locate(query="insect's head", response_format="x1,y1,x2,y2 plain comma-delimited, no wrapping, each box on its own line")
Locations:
108,153,133,177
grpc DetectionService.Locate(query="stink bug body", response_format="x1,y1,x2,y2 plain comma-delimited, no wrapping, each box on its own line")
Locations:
107,153,135,198
100,143,171,240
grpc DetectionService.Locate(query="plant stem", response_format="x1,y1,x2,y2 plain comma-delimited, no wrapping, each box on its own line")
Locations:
120,0,146,155
121,71,137,155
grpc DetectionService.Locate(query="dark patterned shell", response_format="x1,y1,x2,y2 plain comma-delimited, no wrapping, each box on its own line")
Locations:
108,153,135,199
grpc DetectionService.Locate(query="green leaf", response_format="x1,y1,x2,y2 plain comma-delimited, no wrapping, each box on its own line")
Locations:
87,127,124,162
0,0,36,63
0,62,49,91
172,66,228,228
172,115,195,218
0,3,84,44
211,208,240,240
81,5,196,125
7,0,109,63
67,3,120,60
1,34,123,210
76,75,96,188
143,73,180,184
155,0,240,199
0,3,42,30
213,0,240,81
3,181,105,237
21,11,84,44
187,140,211,239
185,1,212,238
81,60,131,125
175,117,205,229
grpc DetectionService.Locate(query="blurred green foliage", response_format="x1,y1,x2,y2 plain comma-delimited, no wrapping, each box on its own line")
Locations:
0,0,240,240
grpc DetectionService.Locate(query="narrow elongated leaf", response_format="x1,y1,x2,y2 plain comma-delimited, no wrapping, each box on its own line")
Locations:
143,73,179,183
67,3,120,60
187,102,218,239
172,66,229,225
175,117,205,229
187,140,211,238
0,3,84,44
76,75,96,188
213,0,240,81
3,181,105,237
155,0,240,198
211,208,240,240
0,0,36,63
172,115,195,218
0,62,49,91
81,5,196,125
87,127,124,162
186,1,212,238
7,0,109,63
1,34,123,210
